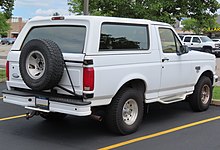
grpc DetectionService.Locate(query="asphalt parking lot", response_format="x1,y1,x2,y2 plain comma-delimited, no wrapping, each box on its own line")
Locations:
1,81,220,150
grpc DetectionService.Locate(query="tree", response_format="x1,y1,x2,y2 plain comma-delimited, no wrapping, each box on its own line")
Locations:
0,0,14,36
68,0,220,25
0,12,10,36
182,17,220,34
53,12,60,16
0,0,15,19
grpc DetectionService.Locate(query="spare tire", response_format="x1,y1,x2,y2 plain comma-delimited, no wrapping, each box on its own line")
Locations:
19,39,64,91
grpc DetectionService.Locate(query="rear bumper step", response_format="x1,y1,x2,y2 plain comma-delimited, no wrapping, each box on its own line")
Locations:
3,89,91,116
3,89,90,105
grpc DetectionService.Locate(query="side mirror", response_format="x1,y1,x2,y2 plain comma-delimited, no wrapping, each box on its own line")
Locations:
178,45,190,55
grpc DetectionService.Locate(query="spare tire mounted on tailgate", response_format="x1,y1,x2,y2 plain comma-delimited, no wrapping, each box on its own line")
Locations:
19,39,64,91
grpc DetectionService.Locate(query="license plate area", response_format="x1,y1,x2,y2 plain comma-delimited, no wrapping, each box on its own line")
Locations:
35,97,49,109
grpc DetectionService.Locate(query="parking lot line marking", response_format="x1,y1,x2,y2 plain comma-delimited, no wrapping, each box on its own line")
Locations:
98,116,220,150
0,114,26,121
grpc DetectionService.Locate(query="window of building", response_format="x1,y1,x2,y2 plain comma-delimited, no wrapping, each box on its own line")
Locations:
11,17,19,23
99,23,149,51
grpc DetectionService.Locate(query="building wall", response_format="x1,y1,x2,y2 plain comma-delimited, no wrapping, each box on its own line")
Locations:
7,17,26,38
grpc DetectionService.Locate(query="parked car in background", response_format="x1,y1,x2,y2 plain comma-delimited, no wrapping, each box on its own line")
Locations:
181,35,220,56
212,39,220,42
1,38,7,45
1,38,16,45
7,38,16,45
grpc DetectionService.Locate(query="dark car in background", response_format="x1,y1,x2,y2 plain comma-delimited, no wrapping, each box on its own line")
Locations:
1,38,16,45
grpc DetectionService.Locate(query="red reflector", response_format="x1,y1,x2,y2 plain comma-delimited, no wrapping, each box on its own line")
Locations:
6,61,9,81
51,16,65,20
83,67,94,91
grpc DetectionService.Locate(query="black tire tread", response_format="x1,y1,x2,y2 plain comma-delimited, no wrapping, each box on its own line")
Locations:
41,39,64,90
19,39,64,90
189,76,212,112
105,88,144,135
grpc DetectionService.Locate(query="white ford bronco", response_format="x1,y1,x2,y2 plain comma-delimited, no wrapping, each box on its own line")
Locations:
3,16,218,135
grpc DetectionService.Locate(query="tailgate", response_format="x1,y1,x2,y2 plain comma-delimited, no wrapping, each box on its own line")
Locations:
7,51,85,96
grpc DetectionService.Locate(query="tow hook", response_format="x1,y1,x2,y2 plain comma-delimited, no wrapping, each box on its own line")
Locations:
26,111,40,120
91,115,103,122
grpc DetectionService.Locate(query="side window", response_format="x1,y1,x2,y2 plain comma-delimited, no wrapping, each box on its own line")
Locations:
99,23,149,51
192,37,201,43
184,37,191,42
159,28,181,53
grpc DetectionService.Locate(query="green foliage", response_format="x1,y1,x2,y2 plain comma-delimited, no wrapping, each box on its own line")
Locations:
0,12,10,36
0,68,6,82
213,86,220,100
0,0,14,36
182,19,201,34
0,0,14,19
182,17,220,34
68,0,220,25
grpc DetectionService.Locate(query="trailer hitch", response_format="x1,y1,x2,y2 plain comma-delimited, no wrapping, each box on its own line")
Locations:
26,111,40,120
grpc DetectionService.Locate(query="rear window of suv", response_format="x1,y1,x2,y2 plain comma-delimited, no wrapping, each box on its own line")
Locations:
23,26,86,53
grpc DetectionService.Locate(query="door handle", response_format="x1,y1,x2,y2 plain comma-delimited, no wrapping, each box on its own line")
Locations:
162,58,169,62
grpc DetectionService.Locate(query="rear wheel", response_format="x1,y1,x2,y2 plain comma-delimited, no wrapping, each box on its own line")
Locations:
105,88,144,135
189,76,212,112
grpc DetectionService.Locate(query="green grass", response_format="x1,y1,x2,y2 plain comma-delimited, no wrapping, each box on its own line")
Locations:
0,69,6,82
213,86,220,100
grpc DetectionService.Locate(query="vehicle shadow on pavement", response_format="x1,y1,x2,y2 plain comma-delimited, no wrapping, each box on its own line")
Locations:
27,116,107,136
144,101,192,122
12,102,192,138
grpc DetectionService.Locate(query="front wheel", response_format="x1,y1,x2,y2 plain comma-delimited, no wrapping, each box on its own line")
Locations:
105,88,144,135
203,48,212,54
189,76,212,112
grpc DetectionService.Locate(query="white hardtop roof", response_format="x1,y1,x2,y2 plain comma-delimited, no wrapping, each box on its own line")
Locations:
29,15,170,26
184,35,207,37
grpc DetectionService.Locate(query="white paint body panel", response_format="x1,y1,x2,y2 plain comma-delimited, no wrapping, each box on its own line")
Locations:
4,16,217,116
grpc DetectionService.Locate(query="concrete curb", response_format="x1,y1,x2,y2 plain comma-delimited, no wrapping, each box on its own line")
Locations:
211,99,220,106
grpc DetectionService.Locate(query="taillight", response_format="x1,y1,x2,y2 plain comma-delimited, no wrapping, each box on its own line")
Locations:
83,67,94,91
6,61,9,80
51,16,65,20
